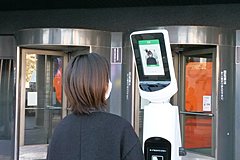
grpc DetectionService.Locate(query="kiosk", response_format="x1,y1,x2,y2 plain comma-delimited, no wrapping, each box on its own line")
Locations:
130,29,184,160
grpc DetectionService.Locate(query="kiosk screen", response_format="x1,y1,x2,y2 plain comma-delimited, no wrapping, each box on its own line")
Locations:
138,39,165,76
131,32,171,82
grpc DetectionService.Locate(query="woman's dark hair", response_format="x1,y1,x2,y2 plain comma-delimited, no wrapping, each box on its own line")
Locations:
64,53,110,114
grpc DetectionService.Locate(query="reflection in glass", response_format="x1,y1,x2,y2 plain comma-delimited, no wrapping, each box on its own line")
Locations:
0,59,14,159
184,115,212,151
24,54,63,145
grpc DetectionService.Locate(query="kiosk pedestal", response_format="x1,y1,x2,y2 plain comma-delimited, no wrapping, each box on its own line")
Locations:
143,103,182,160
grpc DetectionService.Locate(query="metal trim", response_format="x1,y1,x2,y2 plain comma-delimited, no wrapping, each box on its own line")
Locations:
15,28,111,47
128,26,235,46
14,47,20,160
0,59,2,86
180,111,214,117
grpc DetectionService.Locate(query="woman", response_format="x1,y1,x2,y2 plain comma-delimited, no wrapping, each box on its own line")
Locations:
47,53,144,160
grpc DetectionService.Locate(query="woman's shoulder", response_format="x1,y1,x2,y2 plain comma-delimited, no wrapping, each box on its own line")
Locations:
94,111,129,121
57,112,133,130
92,112,133,128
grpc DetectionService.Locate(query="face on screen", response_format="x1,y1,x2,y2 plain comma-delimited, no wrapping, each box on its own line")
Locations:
138,39,165,76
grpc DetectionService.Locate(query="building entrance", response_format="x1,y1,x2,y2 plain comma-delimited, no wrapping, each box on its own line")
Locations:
15,28,113,159
173,46,216,157
128,26,236,160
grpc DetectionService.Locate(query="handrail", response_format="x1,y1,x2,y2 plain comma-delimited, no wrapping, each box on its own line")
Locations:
25,106,62,110
180,111,214,117
46,105,62,110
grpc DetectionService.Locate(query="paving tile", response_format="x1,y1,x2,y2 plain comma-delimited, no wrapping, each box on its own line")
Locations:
19,144,215,160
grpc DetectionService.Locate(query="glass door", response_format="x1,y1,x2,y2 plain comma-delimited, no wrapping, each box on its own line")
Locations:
19,49,67,145
180,48,216,157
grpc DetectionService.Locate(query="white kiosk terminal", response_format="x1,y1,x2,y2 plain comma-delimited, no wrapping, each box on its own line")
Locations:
130,29,184,160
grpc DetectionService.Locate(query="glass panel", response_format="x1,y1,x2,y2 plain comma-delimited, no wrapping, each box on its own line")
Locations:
184,115,212,153
48,56,63,139
184,54,213,156
0,59,14,160
24,54,63,145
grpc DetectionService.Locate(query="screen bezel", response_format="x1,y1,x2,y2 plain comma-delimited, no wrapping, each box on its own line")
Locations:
131,32,171,82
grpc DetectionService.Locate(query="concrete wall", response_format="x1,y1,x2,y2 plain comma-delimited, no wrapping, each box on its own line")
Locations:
0,4,240,34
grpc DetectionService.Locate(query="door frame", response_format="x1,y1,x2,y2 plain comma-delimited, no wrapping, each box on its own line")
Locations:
19,48,68,146
178,47,217,157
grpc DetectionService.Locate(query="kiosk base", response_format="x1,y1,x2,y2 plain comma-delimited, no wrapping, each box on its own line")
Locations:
143,102,182,160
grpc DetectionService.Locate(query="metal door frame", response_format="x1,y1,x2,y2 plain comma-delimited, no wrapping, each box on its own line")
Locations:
19,48,68,146
179,47,217,157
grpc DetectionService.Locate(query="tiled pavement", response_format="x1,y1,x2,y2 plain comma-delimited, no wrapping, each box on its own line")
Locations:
19,145,48,160
19,144,215,160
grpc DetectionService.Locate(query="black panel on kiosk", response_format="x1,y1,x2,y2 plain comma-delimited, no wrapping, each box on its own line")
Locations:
131,32,171,92
144,137,171,160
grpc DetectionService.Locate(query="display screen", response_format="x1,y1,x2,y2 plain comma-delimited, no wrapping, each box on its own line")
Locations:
138,39,165,76
131,32,171,82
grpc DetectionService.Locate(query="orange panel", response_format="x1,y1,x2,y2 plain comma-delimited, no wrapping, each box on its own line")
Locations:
184,62,212,148
185,62,212,112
